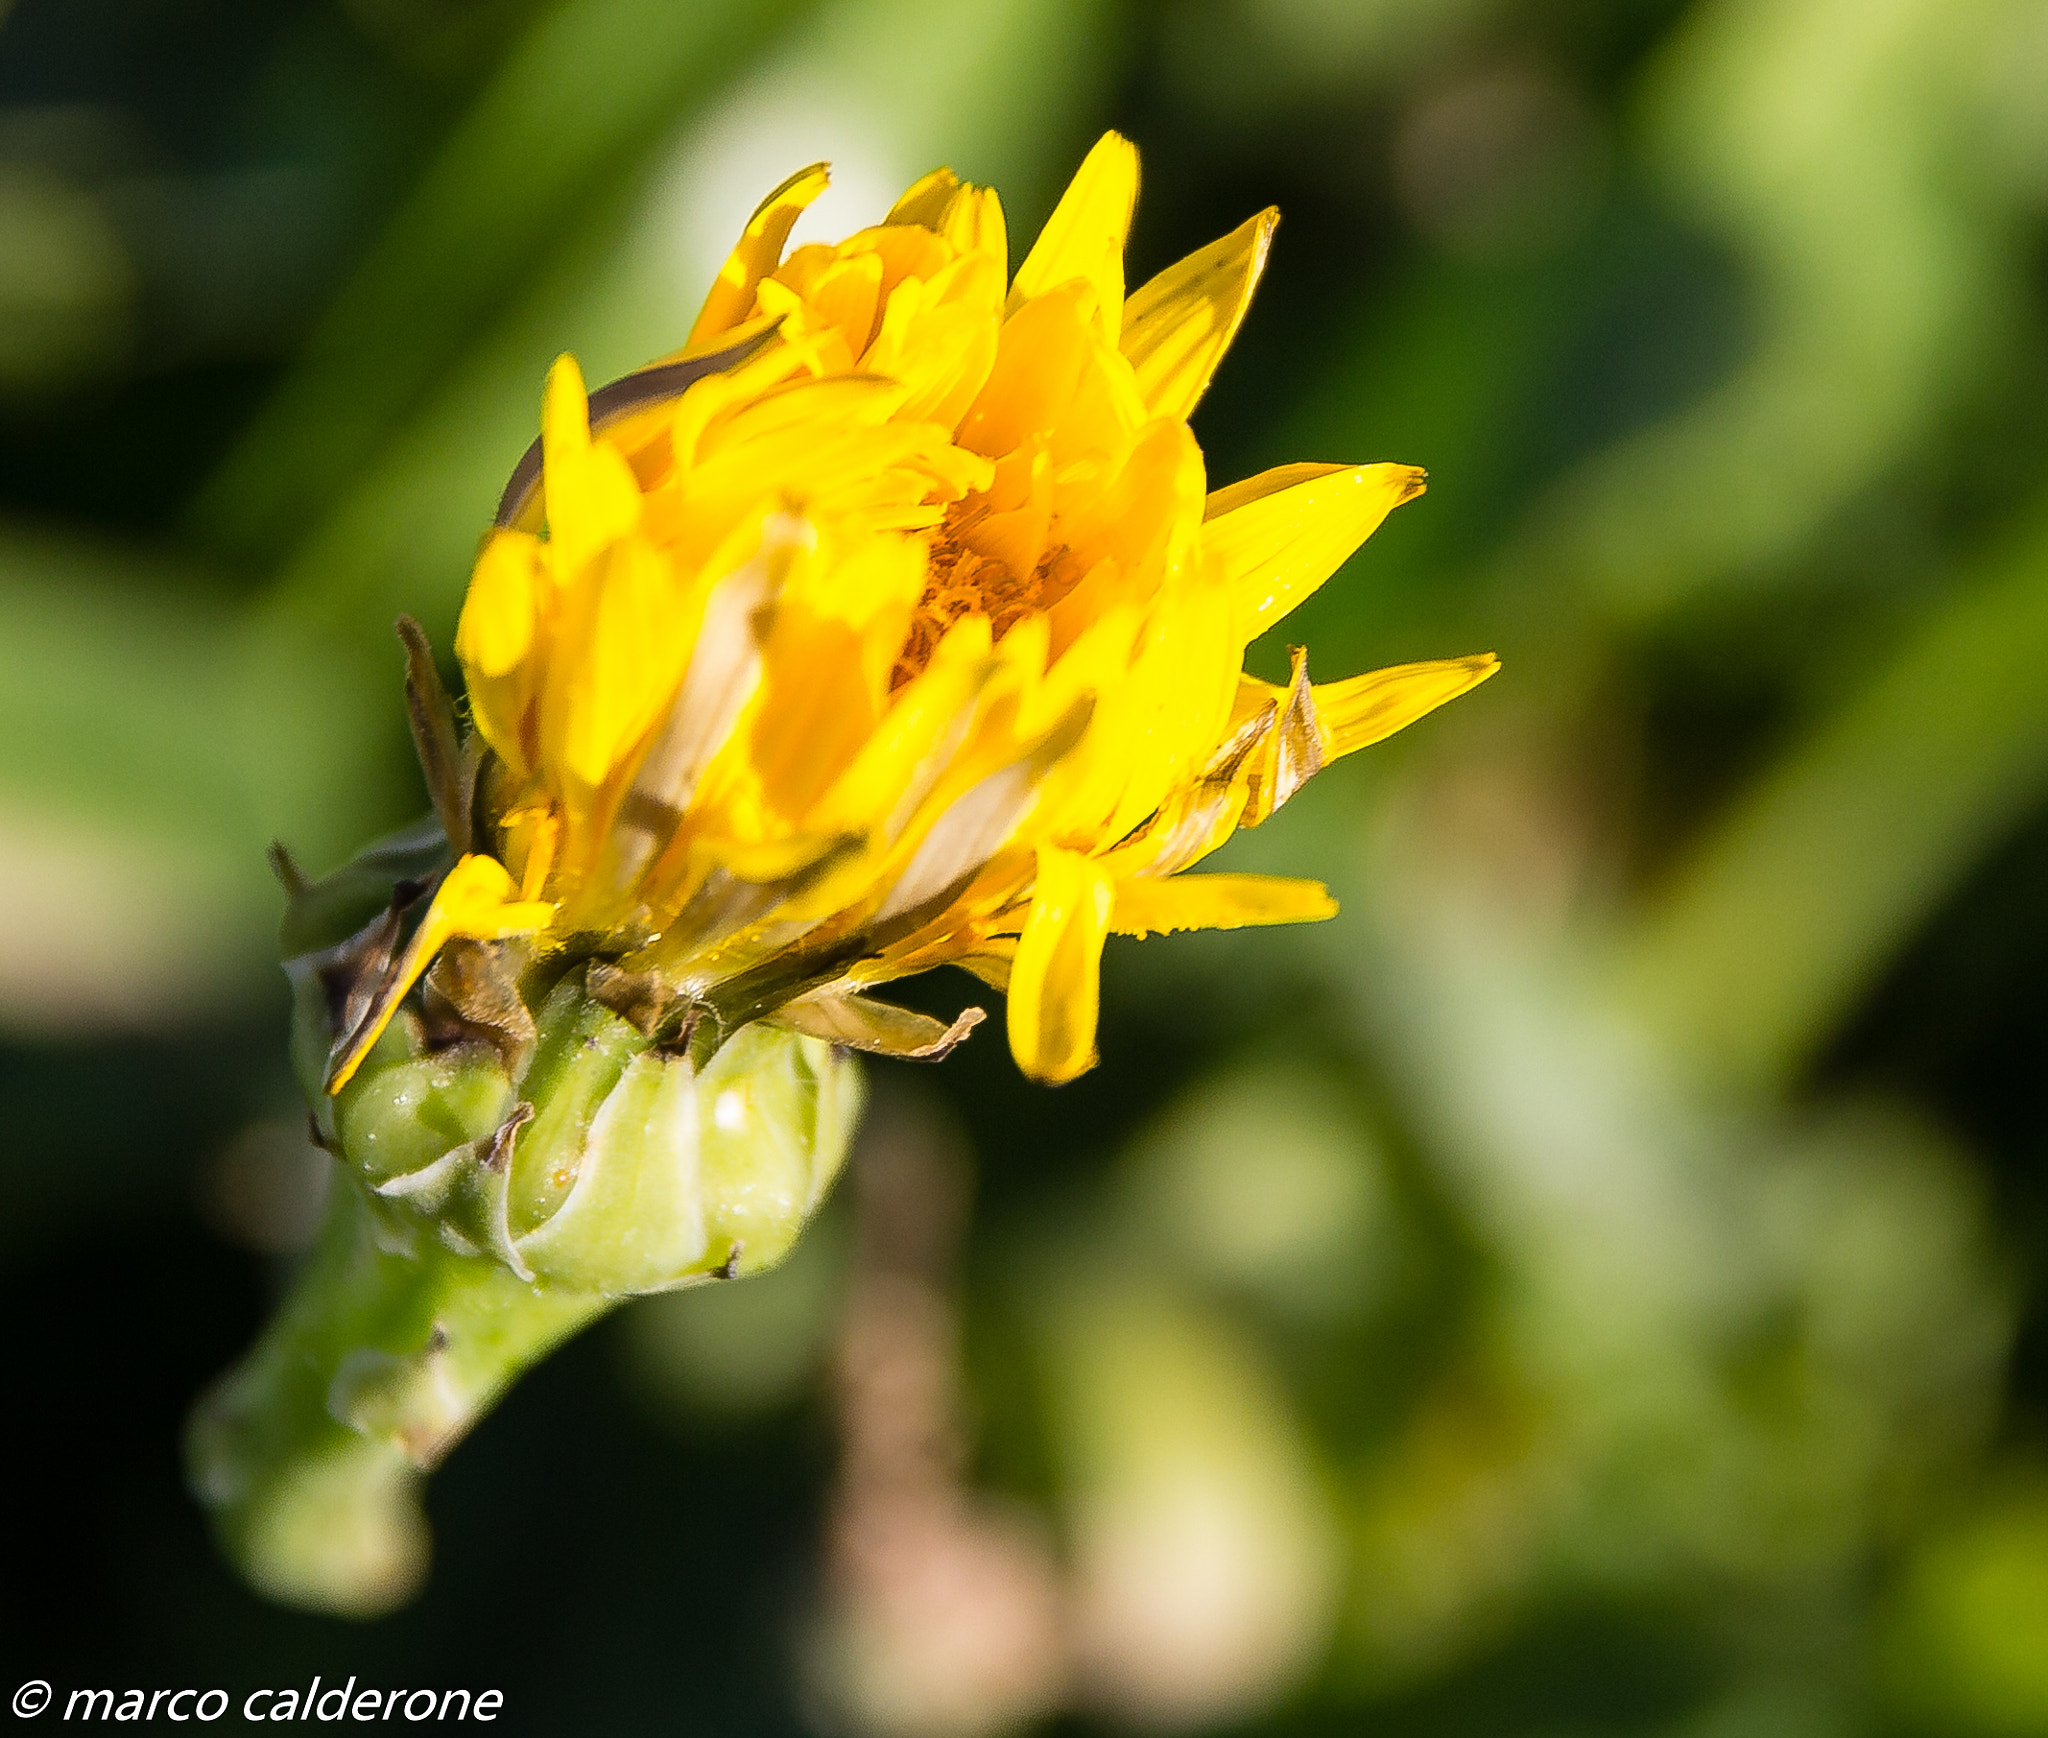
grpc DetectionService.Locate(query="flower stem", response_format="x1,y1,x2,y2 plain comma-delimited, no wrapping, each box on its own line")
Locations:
186,1169,613,1617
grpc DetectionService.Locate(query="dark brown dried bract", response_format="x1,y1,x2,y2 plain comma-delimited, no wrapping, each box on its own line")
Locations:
421,937,537,1079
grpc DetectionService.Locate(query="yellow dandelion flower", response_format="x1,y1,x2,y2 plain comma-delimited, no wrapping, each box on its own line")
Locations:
330,132,1497,1093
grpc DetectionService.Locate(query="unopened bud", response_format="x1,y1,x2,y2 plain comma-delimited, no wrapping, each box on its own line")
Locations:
314,964,859,1296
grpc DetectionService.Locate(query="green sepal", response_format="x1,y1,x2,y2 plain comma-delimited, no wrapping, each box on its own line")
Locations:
317,964,862,1297
274,813,452,961
696,1021,863,1278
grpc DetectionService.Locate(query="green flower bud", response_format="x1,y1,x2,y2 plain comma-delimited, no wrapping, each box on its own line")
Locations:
321,966,860,1296
194,837,865,1616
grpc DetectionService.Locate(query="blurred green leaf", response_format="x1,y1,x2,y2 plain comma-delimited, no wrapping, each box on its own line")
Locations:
1617,503,2048,1092
1884,1474,2048,1734
192,0,817,566
0,524,306,1028
1514,0,2023,617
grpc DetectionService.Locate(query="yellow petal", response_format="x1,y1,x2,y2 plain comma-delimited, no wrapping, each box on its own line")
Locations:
688,161,831,348
540,355,641,576
1202,461,1346,519
751,531,928,819
541,537,686,791
1006,844,1114,1083
1202,461,1426,642
696,830,850,883
421,853,557,942
958,284,1118,461
1312,654,1500,759
515,808,559,900
863,249,1004,428
325,855,554,1094
1110,872,1335,936
1055,415,1208,604
938,182,1008,278
455,530,543,778
880,170,1002,273
1121,208,1276,420
886,166,960,229
1008,131,1138,334
800,250,886,356
540,349,591,475
808,613,993,842
458,531,541,678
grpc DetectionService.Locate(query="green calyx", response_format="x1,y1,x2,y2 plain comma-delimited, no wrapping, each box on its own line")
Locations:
323,967,860,1293
192,899,862,1615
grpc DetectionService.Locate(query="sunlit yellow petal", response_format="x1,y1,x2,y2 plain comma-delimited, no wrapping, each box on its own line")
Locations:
540,537,685,791
1203,461,1426,641
1110,872,1335,936
886,166,960,230
540,349,591,477
539,355,641,576
959,283,1146,468
1007,845,1114,1083
937,182,1007,277
749,531,928,818
1008,131,1138,333
458,530,542,678
809,614,993,841
1121,208,1276,420
688,161,831,348
1201,461,1345,519
1311,654,1500,759
455,530,543,778
864,250,1004,428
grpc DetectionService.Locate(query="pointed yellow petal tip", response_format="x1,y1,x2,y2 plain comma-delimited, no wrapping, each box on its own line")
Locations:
541,353,591,466
1313,652,1501,762
887,165,960,229
1009,131,1141,329
1204,461,1431,640
687,162,832,347
1122,205,1281,419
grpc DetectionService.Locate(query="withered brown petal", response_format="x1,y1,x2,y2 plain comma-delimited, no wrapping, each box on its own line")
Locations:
397,615,470,856
1268,644,1326,815
586,959,685,1039
422,937,538,1079
768,989,985,1060
293,876,428,1051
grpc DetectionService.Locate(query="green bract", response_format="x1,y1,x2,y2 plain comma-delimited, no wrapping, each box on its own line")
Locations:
324,969,858,1293
190,846,862,1617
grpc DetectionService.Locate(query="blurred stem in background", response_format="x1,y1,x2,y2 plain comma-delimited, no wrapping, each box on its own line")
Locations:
1620,502,2048,1095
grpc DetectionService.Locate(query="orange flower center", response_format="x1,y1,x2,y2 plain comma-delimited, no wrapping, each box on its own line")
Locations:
890,498,1087,690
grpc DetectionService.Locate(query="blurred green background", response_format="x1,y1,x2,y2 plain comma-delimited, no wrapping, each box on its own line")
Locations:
6,0,2048,1731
